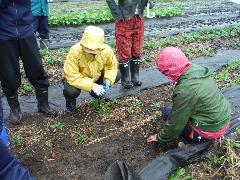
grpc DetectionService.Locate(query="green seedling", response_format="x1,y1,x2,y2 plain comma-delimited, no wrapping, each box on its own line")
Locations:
50,121,64,130
90,99,117,116
45,56,64,65
11,133,23,146
73,133,89,145
45,140,53,152
19,82,33,95
169,167,192,180
150,101,161,110
127,99,141,114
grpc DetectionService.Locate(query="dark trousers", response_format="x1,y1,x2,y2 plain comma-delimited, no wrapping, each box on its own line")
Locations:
162,106,210,144
63,71,121,98
0,34,49,97
33,16,49,39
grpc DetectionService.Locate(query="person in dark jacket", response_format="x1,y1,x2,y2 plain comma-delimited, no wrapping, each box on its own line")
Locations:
31,0,50,48
147,47,231,144
0,0,55,125
106,0,149,89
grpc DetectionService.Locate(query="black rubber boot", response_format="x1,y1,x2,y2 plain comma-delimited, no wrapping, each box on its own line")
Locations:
35,88,56,115
119,61,134,89
63,90,77,112
130,59,142,86
6,94,22,125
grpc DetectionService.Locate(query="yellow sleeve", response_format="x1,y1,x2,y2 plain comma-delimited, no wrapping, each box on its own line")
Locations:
103,48,118,85
63,48,94,92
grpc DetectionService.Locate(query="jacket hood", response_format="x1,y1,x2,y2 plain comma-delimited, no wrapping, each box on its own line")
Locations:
156,47,192,83
80,26,104,51
179,64,212,80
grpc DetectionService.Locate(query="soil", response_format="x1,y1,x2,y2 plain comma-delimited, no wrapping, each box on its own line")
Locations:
5,1,240,179
10,85,176,180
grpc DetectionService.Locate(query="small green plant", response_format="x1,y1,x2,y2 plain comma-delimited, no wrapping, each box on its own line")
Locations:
50,121,64,130
45,56,64,65
11,133,23,146
168,167,192,180
73,133,89,145
90,99,117,116
40,48,67,65
150,101,161,110
127,99,141,114
45,140,53,152
205,152,223,167
19,82,33,95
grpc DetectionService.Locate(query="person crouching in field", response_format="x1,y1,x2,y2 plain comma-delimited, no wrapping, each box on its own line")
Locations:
62,26,119,112
147,47,231,145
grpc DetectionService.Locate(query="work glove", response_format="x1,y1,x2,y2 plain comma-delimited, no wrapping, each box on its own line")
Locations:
103,80,111,91
91,83,106,98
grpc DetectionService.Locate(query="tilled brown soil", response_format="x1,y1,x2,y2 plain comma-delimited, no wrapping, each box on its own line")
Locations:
9,85,175,180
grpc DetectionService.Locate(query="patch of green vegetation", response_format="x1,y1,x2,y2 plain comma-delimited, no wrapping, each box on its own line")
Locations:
145,7,183,18
205,152,223,167
11,133,23,146
49,6,183,26
50,121,64,130
144,25,240,58
127,99,141,114
185,46,214,59
49,8,113,26
73,133,89,145
169,167,192,180
40,48,67,65
19,82,33,95
90,99,117,116
214,59,240,87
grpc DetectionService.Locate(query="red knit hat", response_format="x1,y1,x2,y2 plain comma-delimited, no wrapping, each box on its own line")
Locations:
156,47,192,83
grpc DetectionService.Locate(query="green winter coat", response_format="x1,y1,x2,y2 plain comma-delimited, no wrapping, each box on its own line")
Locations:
31,0,49,16
157,64,231,143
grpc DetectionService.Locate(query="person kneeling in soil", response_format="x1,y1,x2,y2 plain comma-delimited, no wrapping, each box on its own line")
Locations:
147,47,231,145
63,26,119,112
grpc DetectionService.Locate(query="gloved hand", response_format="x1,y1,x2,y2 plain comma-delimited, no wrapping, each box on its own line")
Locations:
103,80,110,91
92,83,106,97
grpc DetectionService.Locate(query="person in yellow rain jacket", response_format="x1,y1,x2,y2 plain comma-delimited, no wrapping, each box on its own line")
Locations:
63,26,119,111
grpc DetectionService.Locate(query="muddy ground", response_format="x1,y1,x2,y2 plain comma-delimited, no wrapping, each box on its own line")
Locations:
10,85,175,180
5,0,240,179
